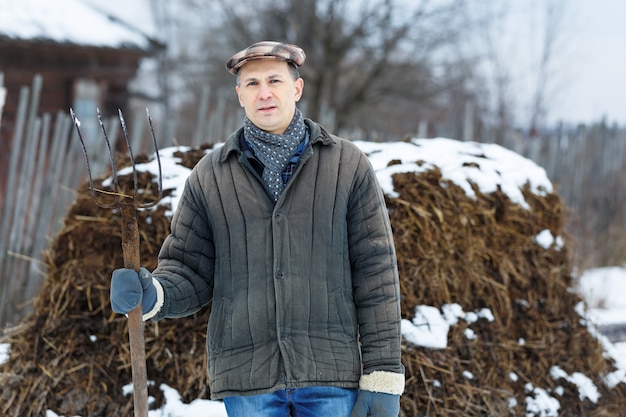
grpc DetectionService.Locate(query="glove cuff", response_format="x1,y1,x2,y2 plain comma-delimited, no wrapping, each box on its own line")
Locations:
142,278,164,321
359,371,405,395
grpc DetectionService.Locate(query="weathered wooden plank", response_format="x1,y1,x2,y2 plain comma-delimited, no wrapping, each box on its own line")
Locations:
0,85,30,327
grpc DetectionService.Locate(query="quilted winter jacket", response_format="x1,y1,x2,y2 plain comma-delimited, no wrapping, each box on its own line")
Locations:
150,119,404,399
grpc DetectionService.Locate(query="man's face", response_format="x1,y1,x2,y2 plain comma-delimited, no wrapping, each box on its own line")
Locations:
236,60,304,134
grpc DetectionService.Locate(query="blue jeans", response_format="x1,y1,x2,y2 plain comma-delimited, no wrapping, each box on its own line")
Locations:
223,386,358,417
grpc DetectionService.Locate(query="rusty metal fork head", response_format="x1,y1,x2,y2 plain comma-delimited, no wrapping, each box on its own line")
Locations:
70,108,163,209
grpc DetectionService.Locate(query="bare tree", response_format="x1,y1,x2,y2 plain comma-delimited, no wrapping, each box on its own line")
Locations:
125,0,574,143
183,0,492,138
527,0,568,134
472,0,570,137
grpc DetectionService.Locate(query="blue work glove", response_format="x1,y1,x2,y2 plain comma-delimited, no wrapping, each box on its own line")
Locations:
110,267,157,315
350,391,400,417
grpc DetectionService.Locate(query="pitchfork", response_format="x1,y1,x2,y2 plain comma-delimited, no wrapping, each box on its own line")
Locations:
70,107,163,417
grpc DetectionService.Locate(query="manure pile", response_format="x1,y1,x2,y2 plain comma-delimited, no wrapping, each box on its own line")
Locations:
1,140,625,416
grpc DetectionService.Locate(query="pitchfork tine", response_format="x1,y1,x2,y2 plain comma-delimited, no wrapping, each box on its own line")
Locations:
117,109,139,201
144,108,163,208
70,108,96,201
96,108,121,207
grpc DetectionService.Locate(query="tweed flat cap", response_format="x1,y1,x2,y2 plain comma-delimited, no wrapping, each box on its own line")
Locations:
226,41,306,75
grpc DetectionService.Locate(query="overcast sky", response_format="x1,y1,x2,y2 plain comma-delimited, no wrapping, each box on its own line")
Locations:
528,0,626,126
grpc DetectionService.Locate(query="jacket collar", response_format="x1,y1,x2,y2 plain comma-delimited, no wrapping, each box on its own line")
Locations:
217,118,336,163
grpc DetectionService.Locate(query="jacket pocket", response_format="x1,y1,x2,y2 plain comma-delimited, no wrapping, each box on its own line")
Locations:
331,288,357,341
208,297,232,354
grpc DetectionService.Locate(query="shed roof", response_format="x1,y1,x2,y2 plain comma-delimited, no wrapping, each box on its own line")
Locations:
0,0,159,51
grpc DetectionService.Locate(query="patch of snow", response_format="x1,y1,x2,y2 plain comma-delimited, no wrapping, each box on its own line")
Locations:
524,384,559,417
356,138,552,209
550,366,599,403
534,229,564,250
0,343,10,364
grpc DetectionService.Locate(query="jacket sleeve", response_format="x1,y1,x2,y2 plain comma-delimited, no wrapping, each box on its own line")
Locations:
149,167,215,320
348,152,405,394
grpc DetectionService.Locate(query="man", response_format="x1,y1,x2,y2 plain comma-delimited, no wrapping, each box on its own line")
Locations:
111,41,405,417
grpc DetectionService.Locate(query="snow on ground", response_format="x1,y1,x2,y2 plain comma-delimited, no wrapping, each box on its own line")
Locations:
2,137,625,417
576,267,626,389
578,266,626,325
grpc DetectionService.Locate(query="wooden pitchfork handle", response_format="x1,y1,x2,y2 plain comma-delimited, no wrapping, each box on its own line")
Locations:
71,107,162,417
120,205,149,417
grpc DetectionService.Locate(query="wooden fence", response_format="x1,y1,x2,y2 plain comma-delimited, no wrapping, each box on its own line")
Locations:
0,73,225,328
1,75,625,330
1,76,83,327
502,123,626,268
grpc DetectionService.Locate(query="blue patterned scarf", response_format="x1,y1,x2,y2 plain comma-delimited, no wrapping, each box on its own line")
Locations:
243,108,307,202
